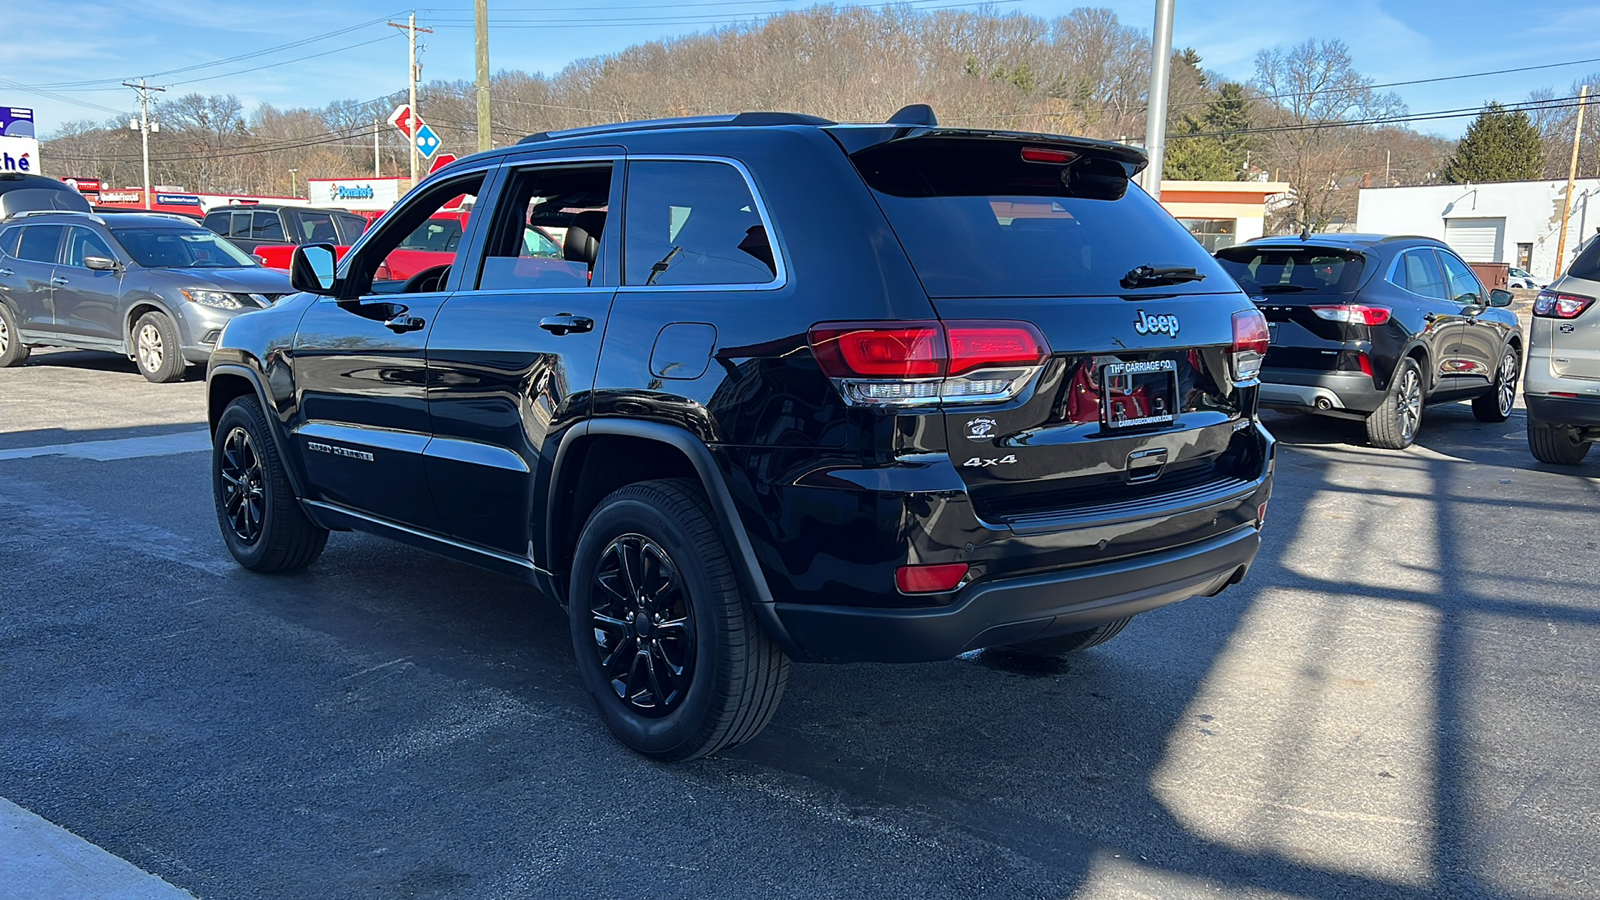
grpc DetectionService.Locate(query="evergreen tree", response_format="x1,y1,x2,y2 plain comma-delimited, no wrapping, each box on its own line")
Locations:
1164,116,1235,181
1441,102,1546,183
1205,82,1255,179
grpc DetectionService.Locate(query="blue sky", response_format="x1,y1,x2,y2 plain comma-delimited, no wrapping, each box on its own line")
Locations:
4,0,1599,139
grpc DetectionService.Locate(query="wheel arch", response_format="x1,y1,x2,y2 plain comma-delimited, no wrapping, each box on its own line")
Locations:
546,419,800,655
208,363,311,501
124,295,182,354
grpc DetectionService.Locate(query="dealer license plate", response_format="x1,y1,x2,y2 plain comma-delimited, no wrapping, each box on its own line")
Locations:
1101,359,1179,429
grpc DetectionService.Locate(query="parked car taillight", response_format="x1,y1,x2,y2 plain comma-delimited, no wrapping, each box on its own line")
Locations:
1533,289,1595,319
1310,304,1392,325
1230,309,1269,383
808,320,1049,408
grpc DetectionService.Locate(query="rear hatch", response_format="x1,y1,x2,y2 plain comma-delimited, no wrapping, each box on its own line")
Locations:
845,134,1265,528
1214,243,1371,371
1542,244,1600,381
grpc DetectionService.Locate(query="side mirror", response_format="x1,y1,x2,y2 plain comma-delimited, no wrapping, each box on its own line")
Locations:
1489,288,1514,308
84,256,118,271
290,243,338,295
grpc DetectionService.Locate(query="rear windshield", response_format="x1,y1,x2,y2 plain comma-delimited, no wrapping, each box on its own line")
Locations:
1214,245,1366,295
1569,237,1600,283
852,137,1232,298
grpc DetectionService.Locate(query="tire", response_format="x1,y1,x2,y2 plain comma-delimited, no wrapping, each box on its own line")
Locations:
132,310,186,383
1366,357,1424,450
1472,344,1519,423
0,303,29,368
1010,617,1133,657
212,396,328,572
1528,419,1592,466
568,478,789,761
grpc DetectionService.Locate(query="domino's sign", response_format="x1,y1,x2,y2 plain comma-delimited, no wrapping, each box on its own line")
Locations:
0,106,39,174
309,178,401,210
331,183,375,202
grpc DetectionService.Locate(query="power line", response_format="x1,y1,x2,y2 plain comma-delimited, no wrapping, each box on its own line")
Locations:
1167,93,1596,142
425,0,1020,27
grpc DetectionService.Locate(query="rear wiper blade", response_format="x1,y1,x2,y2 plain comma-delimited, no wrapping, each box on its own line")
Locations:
1121,265,1206,289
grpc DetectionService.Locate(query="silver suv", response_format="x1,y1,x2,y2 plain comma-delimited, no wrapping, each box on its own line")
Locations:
1525,242,1600,464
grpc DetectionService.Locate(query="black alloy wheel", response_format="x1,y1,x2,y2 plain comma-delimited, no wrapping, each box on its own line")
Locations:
211,396,329,572
588,533,696,715
1472,345,1520,423
218,425,266,545
569,478,789,761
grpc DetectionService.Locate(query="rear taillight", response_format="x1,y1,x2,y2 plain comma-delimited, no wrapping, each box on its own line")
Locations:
1310,304,1392,325
1020,146,1077,164
809,320,1048,408
1230,309,1269,383
1533,290,1595,319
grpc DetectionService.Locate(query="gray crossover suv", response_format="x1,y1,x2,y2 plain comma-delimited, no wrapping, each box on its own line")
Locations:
1525,240,1600,464
0,211,291,381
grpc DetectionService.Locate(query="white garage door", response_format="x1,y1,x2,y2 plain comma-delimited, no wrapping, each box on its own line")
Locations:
1444,217,1505,262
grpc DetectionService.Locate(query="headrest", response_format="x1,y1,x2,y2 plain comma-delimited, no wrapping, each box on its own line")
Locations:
563,210,606,265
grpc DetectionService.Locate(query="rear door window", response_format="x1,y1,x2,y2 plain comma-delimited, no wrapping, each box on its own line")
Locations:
335,214,369,243
15,225,64,264
1214,246,1365,295
853,137,1228,298
298,211,339,244
622,160,777,287
1394,249,1447,299
251,211,286,242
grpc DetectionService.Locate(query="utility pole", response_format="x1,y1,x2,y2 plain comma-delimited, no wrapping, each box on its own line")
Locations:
374,118,381,177
1140,0,1175,200
1555,84,1590,277
475,0,491,153
122,78,165,210
389,14,433,188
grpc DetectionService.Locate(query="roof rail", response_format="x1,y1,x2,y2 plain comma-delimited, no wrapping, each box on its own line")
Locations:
7,209,105,224
517,110,835,145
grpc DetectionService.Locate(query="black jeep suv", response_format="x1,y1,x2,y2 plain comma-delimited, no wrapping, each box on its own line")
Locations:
206,108,1275,760
1216,234,1522,449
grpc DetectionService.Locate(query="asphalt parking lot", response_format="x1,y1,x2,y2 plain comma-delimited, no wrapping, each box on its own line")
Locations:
2,347,1598,900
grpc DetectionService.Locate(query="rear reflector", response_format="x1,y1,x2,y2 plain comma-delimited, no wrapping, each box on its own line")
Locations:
1231,309,1270,382
1311,304,1392,326
1020,146,1077,164
895,562,969,594
1534,290,1596,319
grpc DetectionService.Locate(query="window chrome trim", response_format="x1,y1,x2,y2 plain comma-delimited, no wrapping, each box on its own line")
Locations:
617,154,789,293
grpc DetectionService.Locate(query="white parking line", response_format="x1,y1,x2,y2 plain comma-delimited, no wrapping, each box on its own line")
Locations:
0,430,209,462
0,798,195,899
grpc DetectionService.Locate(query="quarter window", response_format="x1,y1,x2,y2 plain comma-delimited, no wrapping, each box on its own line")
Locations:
15,225,64,264
299,210,339,244
0,226,21,258
623,160,776,287
251,211,286,242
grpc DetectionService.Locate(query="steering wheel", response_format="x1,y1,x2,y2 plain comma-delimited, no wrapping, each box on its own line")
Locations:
401,264,451,294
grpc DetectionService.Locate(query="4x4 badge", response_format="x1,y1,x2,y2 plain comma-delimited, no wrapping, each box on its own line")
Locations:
965,416,998,441
1133,309,1180,337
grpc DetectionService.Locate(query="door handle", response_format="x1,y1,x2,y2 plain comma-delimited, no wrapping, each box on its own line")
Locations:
0,268,13,277
51,276,69,286
384,314,426,334
539,314,594,335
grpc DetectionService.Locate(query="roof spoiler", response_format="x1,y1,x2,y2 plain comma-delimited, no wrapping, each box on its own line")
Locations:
886,104,937,127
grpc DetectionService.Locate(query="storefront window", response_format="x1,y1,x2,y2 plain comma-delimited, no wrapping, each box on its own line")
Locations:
1178,217,1237,252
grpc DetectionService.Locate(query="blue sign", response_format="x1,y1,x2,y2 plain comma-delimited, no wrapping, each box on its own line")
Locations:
413,124,442,159
155,193,203,207
0,107,35,139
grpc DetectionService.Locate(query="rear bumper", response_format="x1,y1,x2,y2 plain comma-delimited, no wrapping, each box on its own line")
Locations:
1526,394,1600,427
772,524,1261,663
1259,368,1385,415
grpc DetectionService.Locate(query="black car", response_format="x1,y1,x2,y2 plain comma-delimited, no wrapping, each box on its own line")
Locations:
205,108,1275,760
1215,235,1522,449
201,203,369,257
0,211,292,381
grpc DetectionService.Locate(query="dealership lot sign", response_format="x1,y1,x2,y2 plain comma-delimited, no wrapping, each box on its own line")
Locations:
0,106,40,174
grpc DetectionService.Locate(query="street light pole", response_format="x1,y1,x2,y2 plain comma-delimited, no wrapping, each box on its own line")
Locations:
288,168,298,200
1141,0,1176,200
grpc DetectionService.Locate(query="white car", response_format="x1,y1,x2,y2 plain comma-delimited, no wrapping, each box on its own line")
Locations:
1508,266,1544,290
1524,245,1600,464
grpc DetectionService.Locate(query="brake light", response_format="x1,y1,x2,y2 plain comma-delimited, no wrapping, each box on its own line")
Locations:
1231,309,1269,382
1311,304,1392,325
895,562,969,594
1020,146,1077,164
1533,290,1595,319
809,320,1049,408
